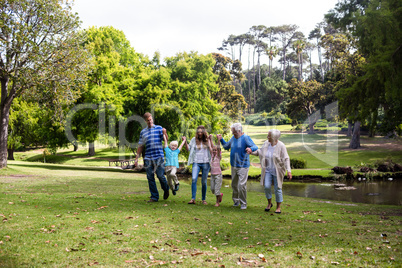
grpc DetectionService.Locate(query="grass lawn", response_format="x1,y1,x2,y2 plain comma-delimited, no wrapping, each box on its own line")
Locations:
0,161,401,267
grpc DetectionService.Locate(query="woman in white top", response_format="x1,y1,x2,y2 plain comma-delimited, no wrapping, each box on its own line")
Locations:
186,125,212,205
251,129,292,213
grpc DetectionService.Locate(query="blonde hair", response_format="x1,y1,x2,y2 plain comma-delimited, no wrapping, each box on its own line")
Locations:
169,141,178,148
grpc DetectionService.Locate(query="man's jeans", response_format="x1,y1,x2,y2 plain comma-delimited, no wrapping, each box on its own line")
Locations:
144,158,169,201
191,162,210,201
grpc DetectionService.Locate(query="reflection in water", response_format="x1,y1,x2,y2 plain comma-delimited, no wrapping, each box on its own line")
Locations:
181,176,401,205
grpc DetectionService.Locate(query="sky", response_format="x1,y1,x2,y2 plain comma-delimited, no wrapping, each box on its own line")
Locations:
71,0,339,66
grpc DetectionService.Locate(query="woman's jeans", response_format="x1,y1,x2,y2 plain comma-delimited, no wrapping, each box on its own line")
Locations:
264,172,283,203
191,162,210,200
144,158,169,201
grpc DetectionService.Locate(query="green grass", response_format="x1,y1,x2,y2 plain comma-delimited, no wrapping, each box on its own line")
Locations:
0,161,400,267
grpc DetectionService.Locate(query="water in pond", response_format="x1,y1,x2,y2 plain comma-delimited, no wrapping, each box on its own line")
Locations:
182,177,402,206
248,179,402,206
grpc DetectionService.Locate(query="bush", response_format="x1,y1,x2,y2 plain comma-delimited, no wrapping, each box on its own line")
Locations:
290,158,307,169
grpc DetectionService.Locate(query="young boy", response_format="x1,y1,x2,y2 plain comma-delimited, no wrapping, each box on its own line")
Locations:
163,131,186,195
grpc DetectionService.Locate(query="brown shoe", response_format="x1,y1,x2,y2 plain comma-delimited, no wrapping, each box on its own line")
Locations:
147,199,157,202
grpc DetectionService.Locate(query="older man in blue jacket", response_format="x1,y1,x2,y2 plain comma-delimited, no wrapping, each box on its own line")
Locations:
217,123,258,210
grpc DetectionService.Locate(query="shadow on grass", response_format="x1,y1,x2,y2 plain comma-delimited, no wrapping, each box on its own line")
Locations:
10,162,138,174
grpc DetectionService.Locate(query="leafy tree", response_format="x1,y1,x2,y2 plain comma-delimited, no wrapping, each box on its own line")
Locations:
0,0,89,168
211,53,247,119
287,79,324,134
255,77,288,114
69,26,143,156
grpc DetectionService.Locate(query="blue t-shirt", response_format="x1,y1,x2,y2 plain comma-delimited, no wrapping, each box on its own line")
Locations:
138,125,164,160
164,147,180,168
220,134,258,168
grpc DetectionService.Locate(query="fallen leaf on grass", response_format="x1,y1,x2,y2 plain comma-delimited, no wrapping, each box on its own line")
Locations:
331,261,340,265
366,247,372,251
191,252,203,256
296,251,303,258
310,256,315,260
97,206,108,210
125,260,135,263
88,261,99,266
228,222,233,225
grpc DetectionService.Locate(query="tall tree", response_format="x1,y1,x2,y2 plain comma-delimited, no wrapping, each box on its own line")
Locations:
0,0,89,168
292,36,306,81
309,24,325,82
275,25,300,80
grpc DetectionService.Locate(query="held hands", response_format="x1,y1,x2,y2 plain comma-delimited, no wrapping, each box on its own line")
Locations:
162,128,167,136
216,134,222,141
182,136,186,141
288,172,292,180
245,147,252,154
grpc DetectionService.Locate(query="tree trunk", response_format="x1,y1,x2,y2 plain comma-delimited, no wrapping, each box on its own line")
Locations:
252,48,256,112
247,45,251,114
308,117,315,134
88,142,95,156
349,121,361,149
7,148,14,160
282,47,287,80
0,78,12,169
73,141,78,151
347,121,353,136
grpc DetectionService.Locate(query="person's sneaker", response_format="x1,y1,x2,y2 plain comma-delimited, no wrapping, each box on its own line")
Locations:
147,199,157,203
175,184,180,191
240,204,247,210
172,189,176,195
163,190,169,200
233,202,240,207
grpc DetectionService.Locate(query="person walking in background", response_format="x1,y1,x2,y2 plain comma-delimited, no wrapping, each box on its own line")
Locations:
209,134,223,207
134,112,169,202
217,123,258,210
163,130,186,195
186,125,212,205
250,129,292,213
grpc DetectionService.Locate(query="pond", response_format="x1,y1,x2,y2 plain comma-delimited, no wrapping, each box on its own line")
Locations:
247,179,402,206
181,176,402,206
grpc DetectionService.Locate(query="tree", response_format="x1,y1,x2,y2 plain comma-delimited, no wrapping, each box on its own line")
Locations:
275,25,300,80
327,0,402,146
292,37,306,81
255,77,288,113
287,79,324,134
211,53,247,119
0,0,89,168
70,26,143,156
309,25,325,82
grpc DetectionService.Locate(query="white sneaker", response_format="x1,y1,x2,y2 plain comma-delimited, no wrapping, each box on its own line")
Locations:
240,204,247,210
233,202,240,207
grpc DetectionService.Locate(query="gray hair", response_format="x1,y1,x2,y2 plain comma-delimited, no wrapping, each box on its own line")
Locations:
231,123,242,132
268,129,281,140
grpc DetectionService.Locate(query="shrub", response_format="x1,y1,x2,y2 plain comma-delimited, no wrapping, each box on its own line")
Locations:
290,158,307,169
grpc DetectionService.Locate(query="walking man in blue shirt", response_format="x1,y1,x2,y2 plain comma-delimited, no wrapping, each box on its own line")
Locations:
217,123,258,210
134,112,169,202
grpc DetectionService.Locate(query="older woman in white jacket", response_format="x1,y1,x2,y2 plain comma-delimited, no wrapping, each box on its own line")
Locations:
251,129,292,213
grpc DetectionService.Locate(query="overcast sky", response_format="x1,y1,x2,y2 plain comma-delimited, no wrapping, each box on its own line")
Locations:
72,0,339,66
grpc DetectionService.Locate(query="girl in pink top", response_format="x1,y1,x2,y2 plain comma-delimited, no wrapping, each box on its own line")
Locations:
209,134,223,207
